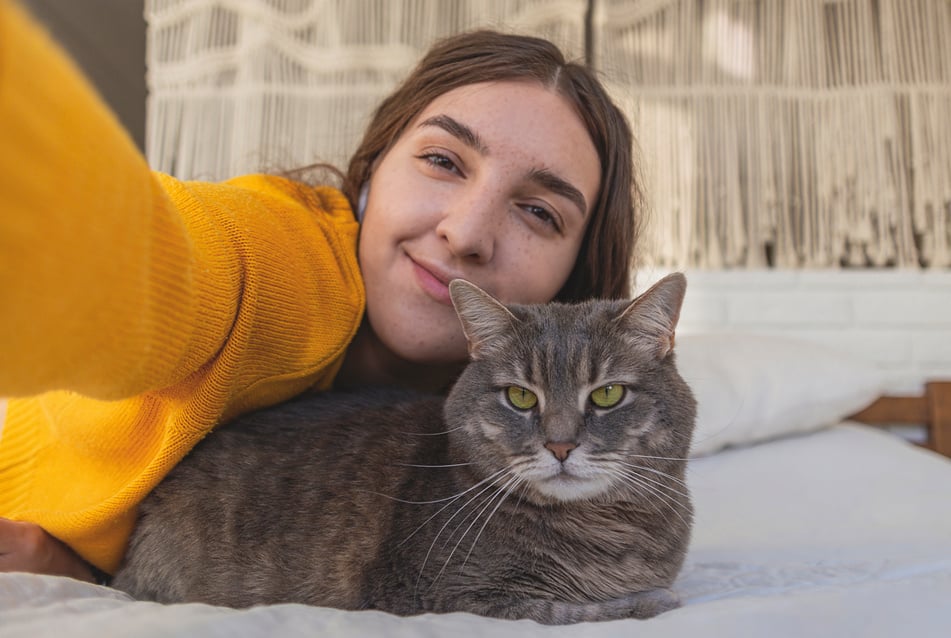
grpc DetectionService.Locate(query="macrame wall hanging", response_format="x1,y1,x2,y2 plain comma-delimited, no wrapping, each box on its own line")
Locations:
145,0,586,177
597,0,951,269
146,0,951,270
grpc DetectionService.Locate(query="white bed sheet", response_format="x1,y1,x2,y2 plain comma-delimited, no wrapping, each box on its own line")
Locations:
2,423,950,637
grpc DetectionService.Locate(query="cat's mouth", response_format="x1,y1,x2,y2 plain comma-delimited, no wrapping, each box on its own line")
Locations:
532,468,610,502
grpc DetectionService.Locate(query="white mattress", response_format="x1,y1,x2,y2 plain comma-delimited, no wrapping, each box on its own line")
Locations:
2,423,950,637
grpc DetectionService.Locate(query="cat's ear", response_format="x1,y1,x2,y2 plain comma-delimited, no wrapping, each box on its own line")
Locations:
617,273,687,360
449,279,518,360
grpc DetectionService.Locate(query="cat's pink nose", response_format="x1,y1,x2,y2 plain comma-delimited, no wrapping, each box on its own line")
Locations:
544,441,576,461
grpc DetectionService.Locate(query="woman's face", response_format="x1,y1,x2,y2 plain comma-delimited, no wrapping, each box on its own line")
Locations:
358,80,601,365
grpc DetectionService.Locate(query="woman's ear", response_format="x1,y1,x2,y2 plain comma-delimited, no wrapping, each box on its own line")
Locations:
356,181,370,221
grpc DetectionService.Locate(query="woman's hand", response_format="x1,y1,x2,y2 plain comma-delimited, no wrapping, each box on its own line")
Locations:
0,518,95,582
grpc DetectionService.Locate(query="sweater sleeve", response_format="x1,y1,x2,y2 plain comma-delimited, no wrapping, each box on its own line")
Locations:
0,2,366,571
0,1,256,400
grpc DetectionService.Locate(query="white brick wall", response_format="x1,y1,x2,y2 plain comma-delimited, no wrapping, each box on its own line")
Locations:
634,269,951,394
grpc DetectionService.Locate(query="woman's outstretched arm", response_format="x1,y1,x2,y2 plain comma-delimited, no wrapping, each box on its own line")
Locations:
0,0,236,400
0,2,364,575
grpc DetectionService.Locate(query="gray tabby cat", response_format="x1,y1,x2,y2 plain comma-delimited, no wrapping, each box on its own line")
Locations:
112,273,696,624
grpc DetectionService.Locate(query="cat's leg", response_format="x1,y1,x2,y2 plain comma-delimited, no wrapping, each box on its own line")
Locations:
448,588,680,624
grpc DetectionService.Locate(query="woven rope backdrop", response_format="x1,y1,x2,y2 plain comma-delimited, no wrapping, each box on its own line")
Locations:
145,0,585,178
146,0,951,271
597,0,951,269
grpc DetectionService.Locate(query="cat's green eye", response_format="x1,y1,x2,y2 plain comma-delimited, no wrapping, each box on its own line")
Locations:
590,384,625,408
506,386,538,410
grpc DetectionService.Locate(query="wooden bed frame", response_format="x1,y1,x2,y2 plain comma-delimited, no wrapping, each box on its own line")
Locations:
850,381,951,458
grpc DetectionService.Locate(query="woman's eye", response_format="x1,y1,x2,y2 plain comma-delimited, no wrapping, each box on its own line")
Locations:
419,153,461,175
506,386,538,411
590,384,625,408
521,204,561,232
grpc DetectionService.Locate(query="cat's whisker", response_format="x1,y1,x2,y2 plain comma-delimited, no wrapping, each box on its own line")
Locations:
438,477,514,558
398,492,473,550
620,452,691,462
461,477,523,568
615,462,690,488
439,486,501,552
623,463,690,498
393,462,474,468
414,469,516,590
439,466,522,551
399,425,466,436
593,452,686,480
616,466,691,499
513,479,530,512
372,467,508,505
418,490,503,591
613,470,691,528
605,471,669,522
611,474,681,528
432,474,521,589
397,468,511,548
509,457,536,472
617,469,692,508
625,485,689,529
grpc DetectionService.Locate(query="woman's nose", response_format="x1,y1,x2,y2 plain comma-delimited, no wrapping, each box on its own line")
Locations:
435,189,499,263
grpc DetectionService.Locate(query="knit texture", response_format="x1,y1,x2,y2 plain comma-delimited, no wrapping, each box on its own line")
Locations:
0,1,365,572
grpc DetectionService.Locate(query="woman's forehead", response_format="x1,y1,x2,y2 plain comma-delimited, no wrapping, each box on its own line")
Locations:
407,80,601,206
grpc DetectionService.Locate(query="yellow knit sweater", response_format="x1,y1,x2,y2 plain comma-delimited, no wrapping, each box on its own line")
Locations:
0,1,365,573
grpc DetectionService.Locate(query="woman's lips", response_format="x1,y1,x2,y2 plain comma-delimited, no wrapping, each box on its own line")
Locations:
411,259,454,306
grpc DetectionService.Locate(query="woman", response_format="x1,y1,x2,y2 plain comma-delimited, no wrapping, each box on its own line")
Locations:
0,1,642,582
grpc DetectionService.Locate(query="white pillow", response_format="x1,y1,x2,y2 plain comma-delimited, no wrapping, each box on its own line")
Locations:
675,334,885,457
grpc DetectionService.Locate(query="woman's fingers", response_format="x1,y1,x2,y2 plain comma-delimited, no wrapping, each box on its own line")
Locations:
0,518,95,582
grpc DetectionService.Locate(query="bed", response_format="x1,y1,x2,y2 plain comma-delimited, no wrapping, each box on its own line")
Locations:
1,333,950,637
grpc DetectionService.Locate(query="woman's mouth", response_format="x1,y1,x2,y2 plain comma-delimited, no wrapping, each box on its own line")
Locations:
410,258,454,306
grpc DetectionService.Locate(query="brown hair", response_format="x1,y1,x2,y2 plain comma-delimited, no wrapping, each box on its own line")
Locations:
343,30,644,301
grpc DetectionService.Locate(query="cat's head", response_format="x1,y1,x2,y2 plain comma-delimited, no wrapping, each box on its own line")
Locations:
445,274,696,506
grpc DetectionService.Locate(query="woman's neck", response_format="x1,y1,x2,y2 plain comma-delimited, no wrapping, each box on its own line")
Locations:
334,320,464,394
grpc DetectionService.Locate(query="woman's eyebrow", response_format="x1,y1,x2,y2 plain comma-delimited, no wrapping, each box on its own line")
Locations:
418,113,587,218
528,168,588,218
417,114,489,155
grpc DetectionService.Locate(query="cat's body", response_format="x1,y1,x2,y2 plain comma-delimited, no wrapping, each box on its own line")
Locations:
113,274,696,624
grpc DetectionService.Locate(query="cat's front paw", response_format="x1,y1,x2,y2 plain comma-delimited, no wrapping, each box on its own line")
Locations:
617,587,680,619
